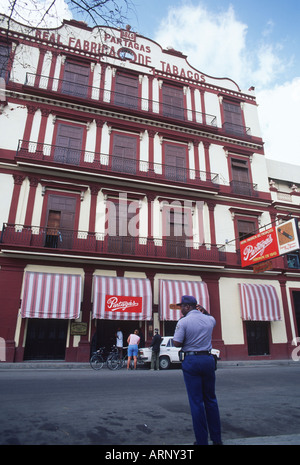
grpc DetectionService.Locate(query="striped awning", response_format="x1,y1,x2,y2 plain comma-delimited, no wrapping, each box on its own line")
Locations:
239,283,281,321
92,276,152,320
21,272,82,319
159,279,210,321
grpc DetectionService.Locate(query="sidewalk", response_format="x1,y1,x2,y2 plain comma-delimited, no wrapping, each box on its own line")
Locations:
0,358,297,369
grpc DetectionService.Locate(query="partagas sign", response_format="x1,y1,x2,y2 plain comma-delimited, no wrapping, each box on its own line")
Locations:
240,219,300,268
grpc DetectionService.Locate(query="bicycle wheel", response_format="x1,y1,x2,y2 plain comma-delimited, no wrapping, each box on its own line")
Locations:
90,354,104,370
107,354,122,370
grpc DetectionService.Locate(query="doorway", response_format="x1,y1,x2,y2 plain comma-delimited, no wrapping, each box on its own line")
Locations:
292,291,300,337
94,320,145,356
245,321,270,356
45,195,77,249
24,319,68,360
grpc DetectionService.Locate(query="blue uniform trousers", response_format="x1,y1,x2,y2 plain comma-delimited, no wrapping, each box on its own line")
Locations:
182,354,222,445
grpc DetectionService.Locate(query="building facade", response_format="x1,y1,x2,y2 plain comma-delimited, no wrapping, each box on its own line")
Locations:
0,15,300,363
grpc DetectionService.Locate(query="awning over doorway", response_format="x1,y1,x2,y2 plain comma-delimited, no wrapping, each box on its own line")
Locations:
239,283,281,321
92,276,152,320
21,272,82,319
159,279,210,321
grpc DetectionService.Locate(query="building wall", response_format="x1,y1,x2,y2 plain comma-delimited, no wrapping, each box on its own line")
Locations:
1,14,299,363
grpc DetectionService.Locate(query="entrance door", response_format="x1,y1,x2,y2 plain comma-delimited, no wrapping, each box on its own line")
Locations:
24,319,68,360
45,195,77,249
246,321,270,356
292,291,300,336
95,320,141,353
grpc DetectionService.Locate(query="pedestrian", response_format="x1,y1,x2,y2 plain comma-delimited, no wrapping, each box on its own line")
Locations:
173,295,222,445
150,328,162,370
115,327,123,359
127,329,140,370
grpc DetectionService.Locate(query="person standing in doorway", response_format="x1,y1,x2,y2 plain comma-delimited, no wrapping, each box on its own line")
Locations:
150,328,162,370
127,329,140,370
115,327,123,360
173,295,222,445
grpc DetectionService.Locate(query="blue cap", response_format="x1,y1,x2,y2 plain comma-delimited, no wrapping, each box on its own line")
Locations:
177,295,197,306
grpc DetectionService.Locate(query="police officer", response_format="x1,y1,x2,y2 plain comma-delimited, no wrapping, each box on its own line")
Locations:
173,295,222,445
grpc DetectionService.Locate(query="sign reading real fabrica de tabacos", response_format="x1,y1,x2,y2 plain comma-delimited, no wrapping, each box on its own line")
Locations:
34,26,207,83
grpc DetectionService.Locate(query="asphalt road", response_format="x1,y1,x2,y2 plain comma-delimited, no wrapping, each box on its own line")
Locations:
0,363,300,446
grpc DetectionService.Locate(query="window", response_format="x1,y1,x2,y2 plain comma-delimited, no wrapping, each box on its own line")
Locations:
165,208,192,259
54,123,84,165
231,158,252,195
45,195,77,249
112,133,137,174
114,73,138,109
164,143,187,182
162,84,184,120
106,198,139,254
0,44,10,80
61,61,89,98
223,101,244,135
237,219,256,241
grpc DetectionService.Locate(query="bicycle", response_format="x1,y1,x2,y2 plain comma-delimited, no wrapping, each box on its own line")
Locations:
90,347,106,370
107,345,123,370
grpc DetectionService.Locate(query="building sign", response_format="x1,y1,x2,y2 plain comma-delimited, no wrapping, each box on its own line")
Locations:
105,295,143,313
240,219,300,268
70,322,88,335
34,27,206,82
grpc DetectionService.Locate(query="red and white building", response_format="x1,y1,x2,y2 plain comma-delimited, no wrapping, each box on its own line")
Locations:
0,15,300,362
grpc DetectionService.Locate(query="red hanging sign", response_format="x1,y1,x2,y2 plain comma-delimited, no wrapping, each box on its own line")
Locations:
240,227,279,268
105,295,143,313
240,219,300,268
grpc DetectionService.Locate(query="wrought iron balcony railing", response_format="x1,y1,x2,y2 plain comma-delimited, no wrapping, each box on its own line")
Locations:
223,122,251,138
16,140,220,187
230,180,258,197
24,73,218,127
0,223,226,263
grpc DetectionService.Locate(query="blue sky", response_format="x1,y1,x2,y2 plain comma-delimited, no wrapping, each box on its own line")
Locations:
1,0,300,165
125,1,300,166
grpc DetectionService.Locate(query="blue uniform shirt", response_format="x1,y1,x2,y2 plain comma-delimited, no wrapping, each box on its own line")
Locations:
173,309,216,352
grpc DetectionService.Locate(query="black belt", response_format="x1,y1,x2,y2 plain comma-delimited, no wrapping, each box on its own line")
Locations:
184,351,211,356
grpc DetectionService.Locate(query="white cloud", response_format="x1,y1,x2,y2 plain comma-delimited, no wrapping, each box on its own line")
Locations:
154,2,300,165
0,0,72,27
257,78,300,164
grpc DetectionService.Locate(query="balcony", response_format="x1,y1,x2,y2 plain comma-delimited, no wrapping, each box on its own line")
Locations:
222,122,251,139
16,140,220,189
0,223,226,265
24,73,217,128
230,180,258,197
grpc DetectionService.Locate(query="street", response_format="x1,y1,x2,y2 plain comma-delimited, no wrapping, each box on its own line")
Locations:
0,363,300,446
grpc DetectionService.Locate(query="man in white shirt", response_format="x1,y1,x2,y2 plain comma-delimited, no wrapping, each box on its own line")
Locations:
116,327,123,359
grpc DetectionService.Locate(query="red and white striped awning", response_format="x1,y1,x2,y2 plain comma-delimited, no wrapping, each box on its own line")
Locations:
92,276,152,320
239,283,281,321
21,272,82,319
159,279,210,321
